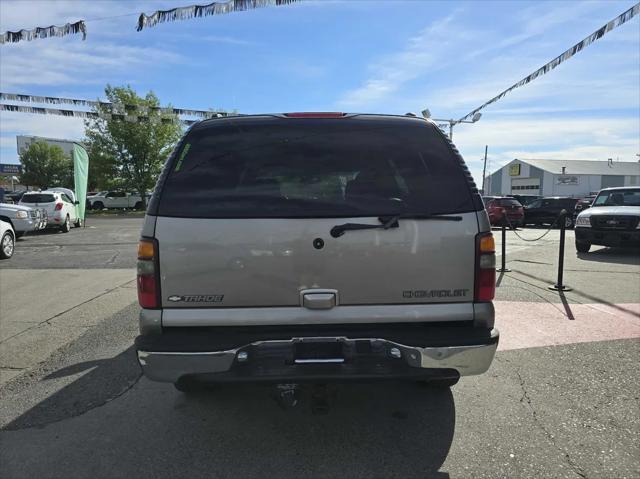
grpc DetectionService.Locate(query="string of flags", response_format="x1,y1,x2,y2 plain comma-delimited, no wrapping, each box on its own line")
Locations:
1,0,301,44
1,20,86,45
137,0,301,31
0,104,231,126
457,2,639,122
0,93,230,118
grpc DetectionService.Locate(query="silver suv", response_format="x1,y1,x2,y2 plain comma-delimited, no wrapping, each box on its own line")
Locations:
135,113,499,391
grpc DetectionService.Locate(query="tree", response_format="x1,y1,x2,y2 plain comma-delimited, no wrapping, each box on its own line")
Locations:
84,85,183,205
20,141,73,189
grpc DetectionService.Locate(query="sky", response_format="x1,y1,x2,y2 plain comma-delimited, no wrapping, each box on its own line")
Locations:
0,0,639,186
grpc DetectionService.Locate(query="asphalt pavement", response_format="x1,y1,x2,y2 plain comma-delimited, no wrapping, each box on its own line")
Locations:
0,218,638,478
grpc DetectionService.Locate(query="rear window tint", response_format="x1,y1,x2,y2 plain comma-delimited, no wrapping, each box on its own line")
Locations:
495,199,521,206
21,194,55,203
157,119,476,218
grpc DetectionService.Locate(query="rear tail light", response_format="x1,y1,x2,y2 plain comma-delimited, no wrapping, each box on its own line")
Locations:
54,203,63,211
475,232,496,301
137,238,160,308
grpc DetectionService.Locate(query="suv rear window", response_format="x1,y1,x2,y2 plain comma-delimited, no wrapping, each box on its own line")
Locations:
21,194,55,203
495,199,521,207
156,118,477,218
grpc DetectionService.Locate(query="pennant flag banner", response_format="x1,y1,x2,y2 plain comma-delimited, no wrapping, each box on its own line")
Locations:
137,0,301,31
1,21,86,45
0,92,229,119
0,104,216,126
457,2,640,122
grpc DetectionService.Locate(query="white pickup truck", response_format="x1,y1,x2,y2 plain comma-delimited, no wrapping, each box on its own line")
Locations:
89,191,144,210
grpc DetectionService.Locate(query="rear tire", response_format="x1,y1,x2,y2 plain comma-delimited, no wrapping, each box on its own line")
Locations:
14,231,24,239
134,201,143,210
74,219,82,228
0,231,14,259
92,201,104,210
61,215,71,233
576,241,591,253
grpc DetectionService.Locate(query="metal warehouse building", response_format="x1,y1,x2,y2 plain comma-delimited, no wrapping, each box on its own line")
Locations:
486,159,640,197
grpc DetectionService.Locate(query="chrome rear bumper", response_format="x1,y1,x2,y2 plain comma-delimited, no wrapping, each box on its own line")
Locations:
137,329,499,383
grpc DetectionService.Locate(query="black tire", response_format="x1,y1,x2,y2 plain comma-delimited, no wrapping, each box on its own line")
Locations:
92,201,104,210
74,219,82,228
14,231,25,239
576,241,591,253
564,216,574,229
61,215,71,233
134,201,143,210
0,231,15,259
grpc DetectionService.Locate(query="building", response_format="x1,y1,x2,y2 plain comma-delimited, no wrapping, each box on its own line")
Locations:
17,135,77,158
486,159,640,197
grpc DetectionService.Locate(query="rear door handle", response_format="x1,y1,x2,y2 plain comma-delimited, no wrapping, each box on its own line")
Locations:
300,289,338,310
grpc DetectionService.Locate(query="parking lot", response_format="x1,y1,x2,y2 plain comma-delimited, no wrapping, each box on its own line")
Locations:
0,217,638,478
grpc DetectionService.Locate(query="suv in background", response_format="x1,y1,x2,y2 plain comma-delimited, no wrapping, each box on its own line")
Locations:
524,197,578,228
574,187,640,253
483,196,524,227
20,191,80,232
0,202,47,238
510,194,540,207
135,113,499,392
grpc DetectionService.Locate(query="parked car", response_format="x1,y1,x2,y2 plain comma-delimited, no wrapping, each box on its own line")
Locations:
0,202,47,238
89,191,144,210
574,187,640,253
87,191,108,198
483,196,524,227
135,112,499,393
510,194,540,206
523,197,578,228
0,219,15,259
19,191,80,232
2,190,26,204
573,194,597,218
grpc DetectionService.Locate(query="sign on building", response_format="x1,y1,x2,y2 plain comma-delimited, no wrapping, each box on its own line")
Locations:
0,163,23,175
509,164,521,176
556,175,579,185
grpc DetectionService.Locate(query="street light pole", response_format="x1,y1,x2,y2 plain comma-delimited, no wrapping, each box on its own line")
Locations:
420,109,482,140
482,145,488,194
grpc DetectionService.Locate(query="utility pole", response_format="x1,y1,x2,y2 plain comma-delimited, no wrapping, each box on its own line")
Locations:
481,145,488,194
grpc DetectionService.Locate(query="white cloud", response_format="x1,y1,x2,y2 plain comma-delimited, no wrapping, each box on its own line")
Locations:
0,112,86,163
453,116,640,184
197,35,256,46
0,41,185,89
336,11,463,108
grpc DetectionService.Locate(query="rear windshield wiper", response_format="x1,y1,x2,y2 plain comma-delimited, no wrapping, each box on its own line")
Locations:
330,214,463,238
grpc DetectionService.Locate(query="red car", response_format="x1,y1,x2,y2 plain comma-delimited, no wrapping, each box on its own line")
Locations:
483,197,524,227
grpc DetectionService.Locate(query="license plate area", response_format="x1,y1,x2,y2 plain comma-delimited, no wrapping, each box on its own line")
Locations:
293,339,345,364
